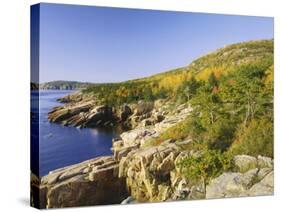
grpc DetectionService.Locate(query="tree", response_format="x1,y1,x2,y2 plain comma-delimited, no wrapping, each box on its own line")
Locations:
191,83,223,126
177,76,201,102
143,86,154,101
219,64,270,126
208,72,219,88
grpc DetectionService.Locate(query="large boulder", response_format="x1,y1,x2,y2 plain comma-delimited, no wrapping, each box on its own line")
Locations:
257,155,273,169
85,105,114,127
48,102,115,128
119,128,158,148
118,143,183,202
48,100,95,123
206,168,274,199
206,169,257,199
248,170,274,196
233,155,273,173
40,156,128,208
233,155,258,173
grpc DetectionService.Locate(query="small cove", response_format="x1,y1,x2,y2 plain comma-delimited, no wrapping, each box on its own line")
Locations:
31,90,119,176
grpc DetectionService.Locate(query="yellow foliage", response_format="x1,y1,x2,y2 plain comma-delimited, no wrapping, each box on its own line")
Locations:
195,66,225,81
264,65,274,84
186,71,193,80
195,68,213,81
158,73,187,92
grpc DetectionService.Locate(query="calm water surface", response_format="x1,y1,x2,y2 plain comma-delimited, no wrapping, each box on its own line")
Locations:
31,90,118,176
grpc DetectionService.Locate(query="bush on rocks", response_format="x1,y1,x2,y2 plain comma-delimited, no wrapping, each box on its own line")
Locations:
177,149,233,184
229,117,273,158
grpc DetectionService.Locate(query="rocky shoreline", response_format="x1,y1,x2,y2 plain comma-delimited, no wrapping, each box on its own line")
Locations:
37,141,273,208
47,91,187,130
35,92,274,208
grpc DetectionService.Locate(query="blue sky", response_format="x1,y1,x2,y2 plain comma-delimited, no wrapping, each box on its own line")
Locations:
36,3,273,83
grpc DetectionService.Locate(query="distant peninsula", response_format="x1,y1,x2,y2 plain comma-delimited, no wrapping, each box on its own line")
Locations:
39,80,93,90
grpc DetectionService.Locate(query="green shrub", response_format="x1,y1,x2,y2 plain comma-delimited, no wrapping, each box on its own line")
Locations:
203,118,236,152
177,149,233,184
160,118,204,141
229,117,273,158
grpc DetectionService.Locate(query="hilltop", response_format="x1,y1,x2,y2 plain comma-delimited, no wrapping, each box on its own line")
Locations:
82,39,273,105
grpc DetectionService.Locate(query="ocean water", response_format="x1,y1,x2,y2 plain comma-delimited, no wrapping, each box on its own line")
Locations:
31,90,118,176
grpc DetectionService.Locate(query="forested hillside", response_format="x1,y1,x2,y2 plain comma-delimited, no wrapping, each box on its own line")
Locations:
85,39,274,172
84,39,273,106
